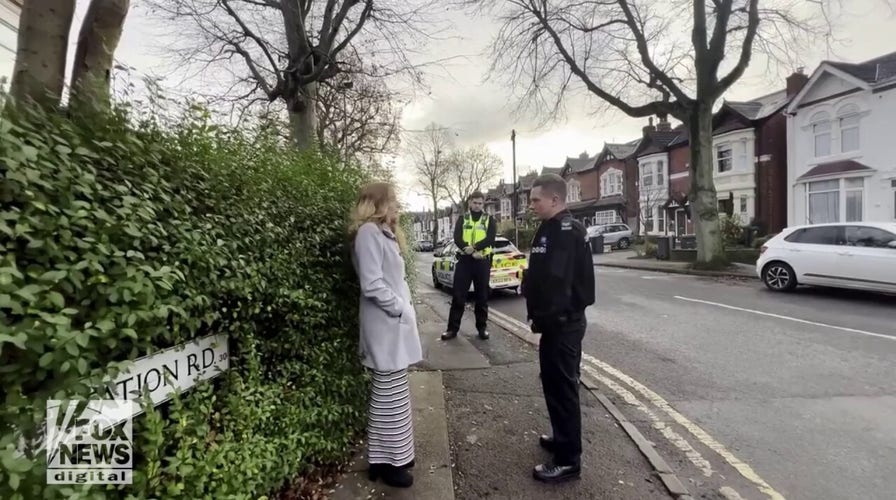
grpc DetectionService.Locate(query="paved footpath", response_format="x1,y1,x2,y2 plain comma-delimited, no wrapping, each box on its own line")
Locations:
333,282,673,499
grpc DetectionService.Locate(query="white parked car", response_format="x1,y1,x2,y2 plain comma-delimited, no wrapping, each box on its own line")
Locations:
756,222,896,293
585,223,633,249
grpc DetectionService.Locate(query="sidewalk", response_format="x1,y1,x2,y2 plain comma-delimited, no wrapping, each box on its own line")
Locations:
592,250,758,279
333,287,673,499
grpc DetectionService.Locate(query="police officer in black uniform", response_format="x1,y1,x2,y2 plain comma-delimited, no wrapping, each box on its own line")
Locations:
522,173,595,483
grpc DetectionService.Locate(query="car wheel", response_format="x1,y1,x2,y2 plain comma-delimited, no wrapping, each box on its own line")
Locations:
617,237,630,249
432,268,442,289
762,261,797,292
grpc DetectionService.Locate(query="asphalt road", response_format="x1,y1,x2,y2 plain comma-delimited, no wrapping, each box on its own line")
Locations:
414,252,896,500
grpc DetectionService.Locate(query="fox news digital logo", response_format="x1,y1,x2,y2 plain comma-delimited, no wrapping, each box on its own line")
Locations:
46,400,134,485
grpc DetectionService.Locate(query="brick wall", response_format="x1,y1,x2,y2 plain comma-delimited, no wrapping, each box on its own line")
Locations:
576,169,599,201
756,113,788,234
668,144,691,200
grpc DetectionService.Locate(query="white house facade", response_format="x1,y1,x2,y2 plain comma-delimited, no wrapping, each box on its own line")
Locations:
712,127,760,222
0,0,21,85
786,51,896,226
638,152,669,235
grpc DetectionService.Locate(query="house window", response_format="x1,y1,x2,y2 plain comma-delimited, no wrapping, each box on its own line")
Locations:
594,210,618,225
807,177,864,224
718,198,733,217
807,179,839,223
657,208,667,233
567,179,581,203
845,178,863,222
501,199,511,215
602,170,623,196
740,195,748,214
716,146,733,173
656,161,665,185
644,214,654,233
838,104,860,153
641,163,654,187
811,111,831,157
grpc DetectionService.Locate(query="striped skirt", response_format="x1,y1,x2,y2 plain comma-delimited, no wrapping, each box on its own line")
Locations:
367,369,415,466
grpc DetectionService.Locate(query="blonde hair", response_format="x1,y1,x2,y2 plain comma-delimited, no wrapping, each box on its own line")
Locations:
349,181,408,254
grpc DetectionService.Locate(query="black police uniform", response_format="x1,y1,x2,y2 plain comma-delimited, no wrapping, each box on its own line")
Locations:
523,209,594,471
445,211,496,338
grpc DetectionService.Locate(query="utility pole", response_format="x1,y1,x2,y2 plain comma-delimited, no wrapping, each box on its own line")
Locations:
511,129,518,245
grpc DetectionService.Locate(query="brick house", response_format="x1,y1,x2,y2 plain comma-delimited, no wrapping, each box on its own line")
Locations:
593,140,641,230
662,71,808,237
666,129,694,236
633,117,681,235
515,171,539,225
559,152,600,225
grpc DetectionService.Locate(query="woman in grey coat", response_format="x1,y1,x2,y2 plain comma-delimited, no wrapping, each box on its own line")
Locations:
349,182,423,488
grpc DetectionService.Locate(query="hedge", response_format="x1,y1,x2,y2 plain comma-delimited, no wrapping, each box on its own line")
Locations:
0,102,372,499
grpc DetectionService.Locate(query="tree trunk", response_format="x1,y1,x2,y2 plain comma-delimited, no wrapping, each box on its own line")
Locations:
8,0,76,110
431,199,439,244
688,103,726,268
70,0,130,110
288,82,319,150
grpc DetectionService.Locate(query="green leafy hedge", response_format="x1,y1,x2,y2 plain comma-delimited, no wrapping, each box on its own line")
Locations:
0,103,370,499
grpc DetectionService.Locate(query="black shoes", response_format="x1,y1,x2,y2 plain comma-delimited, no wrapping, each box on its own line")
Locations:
368,463,414,488
532,462,581,483
441,330,489,340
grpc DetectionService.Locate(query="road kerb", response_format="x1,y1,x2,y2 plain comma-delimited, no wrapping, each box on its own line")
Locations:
487,307,692,499
595,261,759,280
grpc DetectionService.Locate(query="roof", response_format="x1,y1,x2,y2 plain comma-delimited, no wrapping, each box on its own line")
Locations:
827,51,896,84
605,142,638,159
668,128,689,147
723,89,788,121
518,172,538,189
564,152,598,173
796,160,874,181
637,128,682,157
540,166,563,176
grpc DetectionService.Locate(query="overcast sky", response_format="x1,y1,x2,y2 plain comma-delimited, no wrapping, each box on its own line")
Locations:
71,0,896,211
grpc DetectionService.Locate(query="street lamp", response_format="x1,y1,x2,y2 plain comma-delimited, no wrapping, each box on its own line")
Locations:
511,129,518,245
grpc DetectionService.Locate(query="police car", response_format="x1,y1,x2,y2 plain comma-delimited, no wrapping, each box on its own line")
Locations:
431,237,528,294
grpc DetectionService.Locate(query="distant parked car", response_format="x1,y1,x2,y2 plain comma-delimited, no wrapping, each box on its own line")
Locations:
756,222,896,293
586,223,633,249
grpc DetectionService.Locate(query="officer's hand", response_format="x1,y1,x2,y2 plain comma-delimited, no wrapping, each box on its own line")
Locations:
472,251,484,260
464,246,475,255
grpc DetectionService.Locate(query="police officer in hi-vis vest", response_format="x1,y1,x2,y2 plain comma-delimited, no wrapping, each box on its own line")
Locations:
442,191,496,341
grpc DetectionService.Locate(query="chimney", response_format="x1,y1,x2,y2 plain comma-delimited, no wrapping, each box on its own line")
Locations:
786,67,809,97
579,151,589,160
656,113,671,132
642,116,656,137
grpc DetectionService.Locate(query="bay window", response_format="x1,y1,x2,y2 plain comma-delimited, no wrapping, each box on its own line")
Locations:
716,145,733,172
807,177,864,224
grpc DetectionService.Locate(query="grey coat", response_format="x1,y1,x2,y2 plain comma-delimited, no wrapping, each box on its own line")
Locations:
351,222,422,372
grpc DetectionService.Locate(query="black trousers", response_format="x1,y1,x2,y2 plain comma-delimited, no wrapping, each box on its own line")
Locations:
447,256,491,333
537,314,586,466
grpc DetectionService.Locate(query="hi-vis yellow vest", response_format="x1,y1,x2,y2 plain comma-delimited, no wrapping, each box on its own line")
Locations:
462,214,492,256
